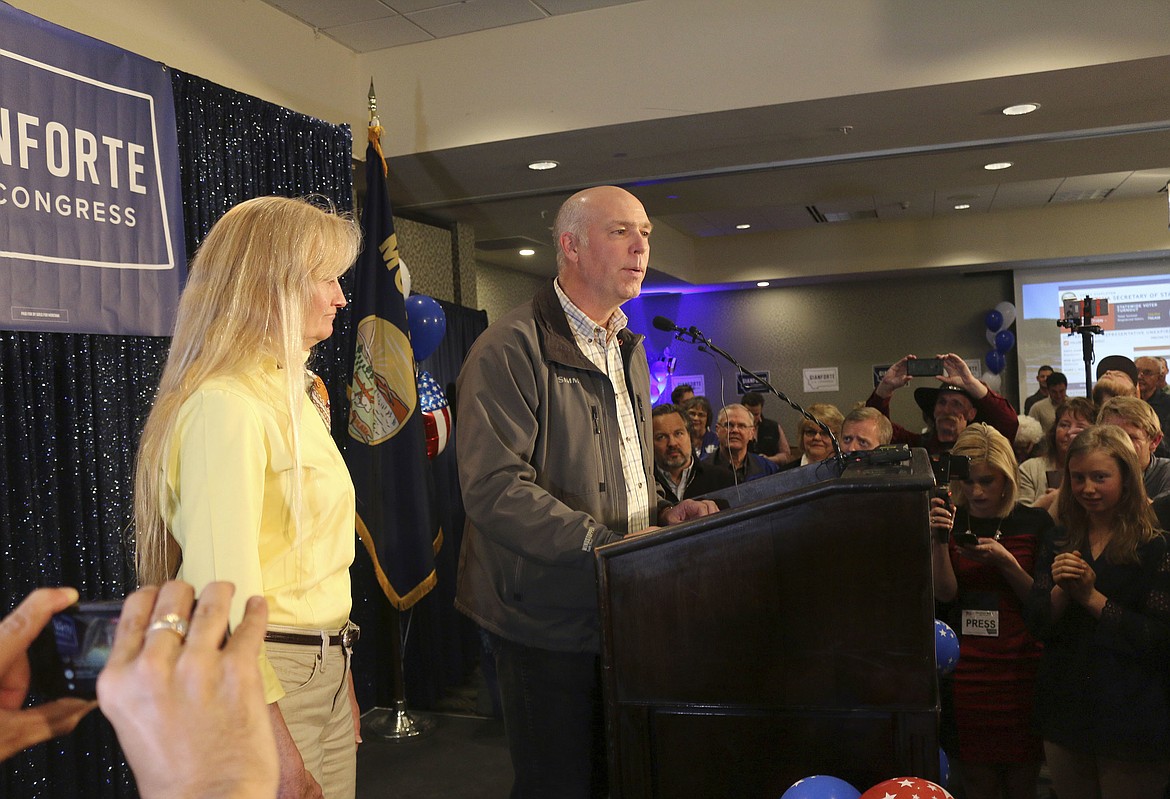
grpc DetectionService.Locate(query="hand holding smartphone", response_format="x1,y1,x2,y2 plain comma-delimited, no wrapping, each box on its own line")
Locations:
906,357,945,377
29,600,122,700
953,529,981,547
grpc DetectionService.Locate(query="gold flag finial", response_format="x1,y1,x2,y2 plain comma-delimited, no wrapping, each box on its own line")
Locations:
368,79,379,126
366,79,386,176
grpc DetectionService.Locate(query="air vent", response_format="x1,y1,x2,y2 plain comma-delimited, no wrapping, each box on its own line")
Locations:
1050,188,1114,203
476,236,546,252
807,206,878,223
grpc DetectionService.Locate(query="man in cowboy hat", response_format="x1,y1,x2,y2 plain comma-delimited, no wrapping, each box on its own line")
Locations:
866,352,1019,455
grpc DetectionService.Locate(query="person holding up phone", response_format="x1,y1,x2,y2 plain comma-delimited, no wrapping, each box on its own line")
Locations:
930,424,1053,799
0,587,96,761
868,353,1019,455
98,581,278,799
1,580,278,799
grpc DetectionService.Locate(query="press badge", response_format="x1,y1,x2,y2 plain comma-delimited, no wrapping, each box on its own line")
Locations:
961,609,999,637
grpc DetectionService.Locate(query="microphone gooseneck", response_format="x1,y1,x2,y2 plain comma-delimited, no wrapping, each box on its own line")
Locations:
656,316,844,464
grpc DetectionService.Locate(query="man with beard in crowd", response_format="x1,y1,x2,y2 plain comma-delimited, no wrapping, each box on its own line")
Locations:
651,404,734,503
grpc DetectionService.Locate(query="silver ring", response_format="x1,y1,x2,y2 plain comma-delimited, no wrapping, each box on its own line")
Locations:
147,613,189,640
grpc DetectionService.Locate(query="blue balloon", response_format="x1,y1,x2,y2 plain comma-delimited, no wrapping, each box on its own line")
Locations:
781,774,860,799
938,747,951,788
995,329,1016,354
406,294,446,362
984,349,1005,375
935,619,960,675
984,309,1003,332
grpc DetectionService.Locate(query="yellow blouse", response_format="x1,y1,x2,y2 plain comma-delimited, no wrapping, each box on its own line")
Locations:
164,358,355,702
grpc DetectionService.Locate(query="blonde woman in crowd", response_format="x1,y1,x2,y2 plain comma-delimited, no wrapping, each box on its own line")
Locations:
930,424,1053,799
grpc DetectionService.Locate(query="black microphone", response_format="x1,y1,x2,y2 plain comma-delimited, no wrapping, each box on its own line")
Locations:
652,315,681,333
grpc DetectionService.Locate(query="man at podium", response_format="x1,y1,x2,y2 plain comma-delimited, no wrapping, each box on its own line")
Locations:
454,186,717,799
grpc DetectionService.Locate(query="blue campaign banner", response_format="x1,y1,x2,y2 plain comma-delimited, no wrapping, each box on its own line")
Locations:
0,2,185,335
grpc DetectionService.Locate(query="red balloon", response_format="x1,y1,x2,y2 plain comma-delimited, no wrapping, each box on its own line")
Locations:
859,777,953,799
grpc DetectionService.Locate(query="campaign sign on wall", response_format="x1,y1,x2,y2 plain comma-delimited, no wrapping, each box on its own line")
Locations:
0,2,185,335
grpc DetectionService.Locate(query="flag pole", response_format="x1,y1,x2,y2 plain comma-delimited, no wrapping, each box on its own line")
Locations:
358,79,436,742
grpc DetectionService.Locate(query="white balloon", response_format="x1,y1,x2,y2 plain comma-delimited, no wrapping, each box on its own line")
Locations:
994,301,1016,331
986,329,999,347
982,372,1002,392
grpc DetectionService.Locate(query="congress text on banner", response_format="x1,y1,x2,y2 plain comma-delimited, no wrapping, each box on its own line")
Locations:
0,3,185,335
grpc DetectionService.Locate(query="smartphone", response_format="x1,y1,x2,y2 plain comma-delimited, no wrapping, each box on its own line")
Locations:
28,600,122,700
907,357,945,377
953,529,981,547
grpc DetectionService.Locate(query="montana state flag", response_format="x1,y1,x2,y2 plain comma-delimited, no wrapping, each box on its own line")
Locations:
344,125,440,610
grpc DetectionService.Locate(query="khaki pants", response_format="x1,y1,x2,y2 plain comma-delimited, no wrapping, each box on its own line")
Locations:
268,638,356,799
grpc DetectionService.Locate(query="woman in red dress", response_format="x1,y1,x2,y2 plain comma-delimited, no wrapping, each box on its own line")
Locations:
931,423,1054,799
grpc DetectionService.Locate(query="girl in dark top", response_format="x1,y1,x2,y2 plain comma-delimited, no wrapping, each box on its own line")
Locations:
930,423,1052,799
1026,424,1170,799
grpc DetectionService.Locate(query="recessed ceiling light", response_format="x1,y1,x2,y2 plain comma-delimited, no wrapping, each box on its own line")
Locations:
736,223,751,230
756,281,770,288
518,248,535,256
954,203,971,210
527,160,559,171
1002,103,1040,116
983,161,1014,171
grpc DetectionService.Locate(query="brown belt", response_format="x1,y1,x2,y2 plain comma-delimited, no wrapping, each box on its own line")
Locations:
264,624,360,649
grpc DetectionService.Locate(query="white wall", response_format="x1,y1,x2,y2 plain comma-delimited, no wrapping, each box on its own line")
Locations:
12,0,362,132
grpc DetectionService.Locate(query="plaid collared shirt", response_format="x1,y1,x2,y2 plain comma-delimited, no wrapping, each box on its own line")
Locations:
554,279,651,533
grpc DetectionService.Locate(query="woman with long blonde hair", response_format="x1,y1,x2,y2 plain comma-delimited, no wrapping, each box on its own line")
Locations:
133,196,362,798
1027,424,1170,799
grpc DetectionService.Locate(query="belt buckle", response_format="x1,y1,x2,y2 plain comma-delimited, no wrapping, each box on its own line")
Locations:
341,621,360,648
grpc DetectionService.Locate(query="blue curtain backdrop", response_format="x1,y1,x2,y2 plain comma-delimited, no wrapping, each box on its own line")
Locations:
0,69,481,798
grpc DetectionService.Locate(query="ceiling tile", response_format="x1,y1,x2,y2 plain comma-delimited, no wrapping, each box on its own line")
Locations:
383,0,464,12
874,192,933,221
1048,173,1131,204
406,0,546,38
263,0,398,28
1112,169,1170,200
327,14,433,52
985,179,1060,211
534,0,644,14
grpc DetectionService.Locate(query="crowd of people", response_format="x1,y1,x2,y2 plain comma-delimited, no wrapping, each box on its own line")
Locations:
7,182,1170,799
657,352,1170,799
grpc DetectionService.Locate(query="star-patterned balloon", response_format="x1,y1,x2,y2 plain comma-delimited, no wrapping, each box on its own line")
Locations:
934,618,960,675
859,776,954,799
417,369,451,459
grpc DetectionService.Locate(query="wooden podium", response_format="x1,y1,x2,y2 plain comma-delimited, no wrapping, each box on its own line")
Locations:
594,449,940,797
